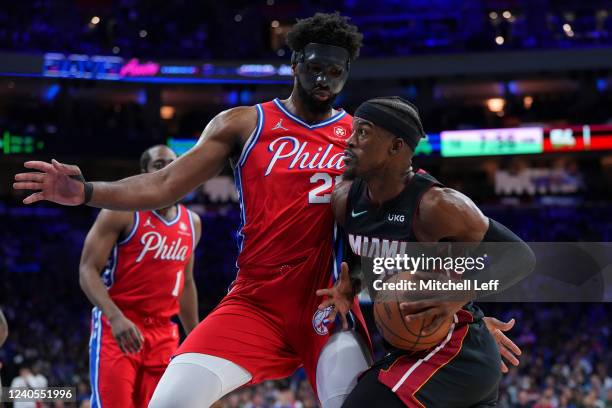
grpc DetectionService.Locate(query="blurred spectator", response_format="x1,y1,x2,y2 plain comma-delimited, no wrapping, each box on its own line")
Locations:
9,360,48,408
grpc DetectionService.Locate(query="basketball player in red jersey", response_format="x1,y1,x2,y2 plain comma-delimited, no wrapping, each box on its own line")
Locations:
14,14,522,408
79,145,201,408
15,13,373,408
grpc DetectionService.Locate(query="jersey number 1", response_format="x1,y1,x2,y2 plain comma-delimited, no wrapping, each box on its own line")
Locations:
172,270,182,297
308,173,342,204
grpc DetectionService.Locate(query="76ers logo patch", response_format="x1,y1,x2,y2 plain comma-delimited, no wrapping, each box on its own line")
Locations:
333,126,347,138
312,306,333,336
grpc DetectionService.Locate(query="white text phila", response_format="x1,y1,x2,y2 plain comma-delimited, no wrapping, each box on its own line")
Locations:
136,231,189,262
265,136,345,176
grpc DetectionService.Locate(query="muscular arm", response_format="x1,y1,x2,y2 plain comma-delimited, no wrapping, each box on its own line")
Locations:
413,186,489,243
79,209,132,320
15,106,257,210
0,308,8,347
413,186,535,295
410,187,531,372
178,212,202,335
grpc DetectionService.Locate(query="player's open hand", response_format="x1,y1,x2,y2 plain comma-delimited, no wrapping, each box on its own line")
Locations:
316,262,354,330
13,159,85,205
109,314,145,354
483,317,521,373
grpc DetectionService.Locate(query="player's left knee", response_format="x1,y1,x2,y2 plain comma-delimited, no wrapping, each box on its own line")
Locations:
316,331,372,405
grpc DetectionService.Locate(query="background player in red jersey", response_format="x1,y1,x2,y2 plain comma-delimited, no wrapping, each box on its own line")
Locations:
79,145,201,408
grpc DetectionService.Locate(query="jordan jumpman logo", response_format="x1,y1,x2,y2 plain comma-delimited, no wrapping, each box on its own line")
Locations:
272,119,289,131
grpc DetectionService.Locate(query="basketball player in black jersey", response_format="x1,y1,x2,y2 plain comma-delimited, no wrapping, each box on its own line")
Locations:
318,97,535,407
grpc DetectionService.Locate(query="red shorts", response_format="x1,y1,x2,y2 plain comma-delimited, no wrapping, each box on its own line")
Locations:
176,254,370,396
89,308,179,408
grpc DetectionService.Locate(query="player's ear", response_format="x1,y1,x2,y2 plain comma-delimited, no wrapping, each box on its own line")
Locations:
390,138,404,155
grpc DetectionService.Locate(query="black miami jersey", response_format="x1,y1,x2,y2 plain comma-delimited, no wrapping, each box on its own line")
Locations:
341,170,501,408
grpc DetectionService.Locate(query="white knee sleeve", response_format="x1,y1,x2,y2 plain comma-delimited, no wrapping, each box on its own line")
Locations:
148,353,252,408
316,331,373,408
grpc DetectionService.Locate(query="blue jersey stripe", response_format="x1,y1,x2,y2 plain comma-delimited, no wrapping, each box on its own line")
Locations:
238,104,264,167
187,209,197,251
89,308,103,408
233,104,264,260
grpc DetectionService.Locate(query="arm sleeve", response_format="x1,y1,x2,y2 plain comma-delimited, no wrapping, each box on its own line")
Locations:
467,218,536,298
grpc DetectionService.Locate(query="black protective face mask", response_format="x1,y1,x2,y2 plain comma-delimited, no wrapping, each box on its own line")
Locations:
292,43,350,98
296,76,338,114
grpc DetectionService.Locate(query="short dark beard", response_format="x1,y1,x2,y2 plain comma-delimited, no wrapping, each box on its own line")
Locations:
342,167,356,180
296,78,337,115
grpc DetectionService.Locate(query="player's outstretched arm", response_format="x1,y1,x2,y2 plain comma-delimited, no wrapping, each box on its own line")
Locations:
0,308,8,347
179,212,202,335
14,106,257,211
79,209,144,354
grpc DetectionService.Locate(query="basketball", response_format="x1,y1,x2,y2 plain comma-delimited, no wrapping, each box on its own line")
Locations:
373,272,453,351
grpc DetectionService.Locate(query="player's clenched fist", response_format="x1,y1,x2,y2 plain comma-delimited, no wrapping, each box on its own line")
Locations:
108,314,145,354
13,159,86,205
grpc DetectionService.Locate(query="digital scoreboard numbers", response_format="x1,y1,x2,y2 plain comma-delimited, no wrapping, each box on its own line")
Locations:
440,127,544,157
544,125,612,152
0,131,45,155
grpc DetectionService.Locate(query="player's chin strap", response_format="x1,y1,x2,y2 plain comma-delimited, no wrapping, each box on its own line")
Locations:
69,174,94,205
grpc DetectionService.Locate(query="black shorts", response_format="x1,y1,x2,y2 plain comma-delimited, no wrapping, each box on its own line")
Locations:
342,309,501,408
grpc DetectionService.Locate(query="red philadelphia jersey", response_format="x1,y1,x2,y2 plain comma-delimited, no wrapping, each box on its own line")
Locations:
233,99,352,272
103,204,196,318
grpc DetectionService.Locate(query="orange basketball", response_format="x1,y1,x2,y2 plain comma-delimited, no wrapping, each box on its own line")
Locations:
373,271,453,351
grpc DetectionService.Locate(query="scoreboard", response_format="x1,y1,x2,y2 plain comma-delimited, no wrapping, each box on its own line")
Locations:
437,124,612,158
543,125,612,153
440,127,543,157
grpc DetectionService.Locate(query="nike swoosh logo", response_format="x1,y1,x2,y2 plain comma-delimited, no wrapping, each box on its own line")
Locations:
351,209,367,217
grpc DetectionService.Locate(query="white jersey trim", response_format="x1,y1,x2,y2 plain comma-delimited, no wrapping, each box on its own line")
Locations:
237,104,264,168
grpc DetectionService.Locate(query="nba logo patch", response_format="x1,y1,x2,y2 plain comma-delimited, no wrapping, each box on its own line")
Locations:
179,222,188,231
312,306,333,336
